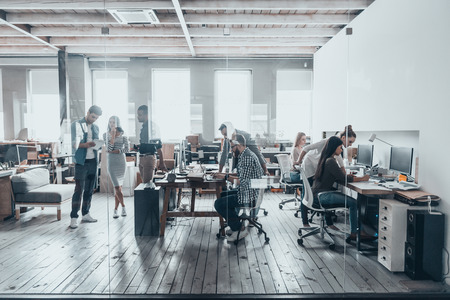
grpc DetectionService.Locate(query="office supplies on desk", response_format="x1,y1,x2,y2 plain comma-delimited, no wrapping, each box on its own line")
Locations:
380,181,420,190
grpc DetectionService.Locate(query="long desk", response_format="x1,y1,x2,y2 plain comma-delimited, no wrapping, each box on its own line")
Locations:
342,182,394,252
155,177,225,236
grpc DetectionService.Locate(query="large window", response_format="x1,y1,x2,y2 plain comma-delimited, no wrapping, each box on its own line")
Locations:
151,69,190,141
27,69,59,140
214,69,252,137
276,70,312,141
93,70,131,137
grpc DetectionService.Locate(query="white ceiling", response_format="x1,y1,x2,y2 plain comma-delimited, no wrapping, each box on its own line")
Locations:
0,0,374,58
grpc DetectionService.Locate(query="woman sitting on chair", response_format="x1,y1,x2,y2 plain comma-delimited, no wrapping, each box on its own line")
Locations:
311,136,370,240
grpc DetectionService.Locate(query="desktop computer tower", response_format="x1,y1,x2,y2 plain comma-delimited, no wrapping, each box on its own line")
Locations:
404,210,444,281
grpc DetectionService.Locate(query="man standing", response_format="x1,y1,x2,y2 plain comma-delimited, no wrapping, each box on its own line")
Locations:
137,105,167,187
218,122,269,175
214,134,264,242
70,105,102,229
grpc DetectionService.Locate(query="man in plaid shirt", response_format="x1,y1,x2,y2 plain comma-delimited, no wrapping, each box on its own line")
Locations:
214,133,264,242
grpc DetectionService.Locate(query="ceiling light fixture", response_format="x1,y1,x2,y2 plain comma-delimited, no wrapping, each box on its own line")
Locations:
107,9,159,24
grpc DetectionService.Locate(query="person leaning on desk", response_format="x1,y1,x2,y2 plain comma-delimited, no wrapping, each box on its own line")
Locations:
310,136,374,241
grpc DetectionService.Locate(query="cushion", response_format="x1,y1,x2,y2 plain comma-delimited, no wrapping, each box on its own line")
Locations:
11,168,50,194
14,184,74,204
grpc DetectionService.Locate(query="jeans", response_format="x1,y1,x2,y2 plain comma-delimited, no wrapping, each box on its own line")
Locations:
317,192,357,233
214,193,241,231
71,159,97,218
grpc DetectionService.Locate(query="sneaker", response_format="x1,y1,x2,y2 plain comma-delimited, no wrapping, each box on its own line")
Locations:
227,229,249,243
113,210,119,219
121,207,127,217
225,226,233,236
82,213,97,223
70,218,78,229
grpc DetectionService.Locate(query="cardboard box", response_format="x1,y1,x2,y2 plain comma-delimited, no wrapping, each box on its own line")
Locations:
186,134,199,145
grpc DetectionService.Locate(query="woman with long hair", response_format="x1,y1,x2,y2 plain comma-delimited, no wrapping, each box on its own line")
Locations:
296,125,356,227
291,132,306,165
103,116,129,218
311,136,370,240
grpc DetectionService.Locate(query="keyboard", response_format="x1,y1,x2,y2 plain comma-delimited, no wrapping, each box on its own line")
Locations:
370,176,395,181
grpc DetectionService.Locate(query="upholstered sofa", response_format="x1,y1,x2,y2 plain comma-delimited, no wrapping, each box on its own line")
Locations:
11,168,74,220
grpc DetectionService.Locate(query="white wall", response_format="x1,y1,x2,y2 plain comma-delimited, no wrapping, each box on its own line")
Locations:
313,0,450,282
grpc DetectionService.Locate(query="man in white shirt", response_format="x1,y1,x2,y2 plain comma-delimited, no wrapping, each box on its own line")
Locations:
69,105,102,229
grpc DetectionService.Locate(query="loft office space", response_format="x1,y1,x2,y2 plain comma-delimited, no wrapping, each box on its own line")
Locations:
1,0,450,298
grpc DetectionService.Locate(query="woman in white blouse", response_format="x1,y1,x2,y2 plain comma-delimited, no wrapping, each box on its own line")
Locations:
291,132,307,165
103,116,129,218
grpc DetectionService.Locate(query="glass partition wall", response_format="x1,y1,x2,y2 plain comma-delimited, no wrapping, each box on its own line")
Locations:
3,0,448,298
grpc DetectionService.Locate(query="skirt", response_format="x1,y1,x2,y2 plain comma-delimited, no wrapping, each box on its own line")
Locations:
107,152,126,186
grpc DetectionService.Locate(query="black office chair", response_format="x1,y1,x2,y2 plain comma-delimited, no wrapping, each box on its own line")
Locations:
275,154,303,210
296,167,344,250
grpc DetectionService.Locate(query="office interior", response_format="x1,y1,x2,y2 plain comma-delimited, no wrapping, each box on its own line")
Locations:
1,0,450,298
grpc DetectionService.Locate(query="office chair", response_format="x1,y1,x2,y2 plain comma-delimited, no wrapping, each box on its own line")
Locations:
275,154,303,210
296,167,344,250
216,179,270,245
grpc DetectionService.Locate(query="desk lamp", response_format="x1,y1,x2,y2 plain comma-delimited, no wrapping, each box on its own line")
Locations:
368,133,393,146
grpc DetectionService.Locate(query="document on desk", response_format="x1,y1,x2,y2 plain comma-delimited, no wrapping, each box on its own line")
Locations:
93,139,104,151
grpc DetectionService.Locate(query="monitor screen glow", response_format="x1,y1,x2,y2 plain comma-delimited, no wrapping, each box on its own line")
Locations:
356,144,374,167
389,147,414,175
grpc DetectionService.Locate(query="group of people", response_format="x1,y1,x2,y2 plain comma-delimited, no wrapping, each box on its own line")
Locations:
69,104,166,229
68,107,370,242
290,126,371,240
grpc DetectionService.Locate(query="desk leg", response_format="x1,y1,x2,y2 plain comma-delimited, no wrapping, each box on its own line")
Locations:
160,187,172,236
215,184,225,235
356,194,362,251
191,188,196,212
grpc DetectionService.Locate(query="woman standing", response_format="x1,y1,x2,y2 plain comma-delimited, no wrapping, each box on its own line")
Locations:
103,116,129,218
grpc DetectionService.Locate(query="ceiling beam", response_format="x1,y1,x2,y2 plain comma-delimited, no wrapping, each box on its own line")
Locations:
48,36,329,47
0,45,59,54
30,26,185,37
172,0,195,56
0,36,45,45
0,11,60,51
63,45,316,55
0,0,374,10
28,26,339,38
65,46,192,55
5,12,356,25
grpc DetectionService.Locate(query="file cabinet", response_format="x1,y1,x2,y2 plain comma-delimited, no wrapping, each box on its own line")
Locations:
377,199,426,272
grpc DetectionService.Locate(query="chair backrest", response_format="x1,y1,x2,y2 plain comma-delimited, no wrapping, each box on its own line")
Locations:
250,178,267,209
299,166,320,210
275,154,292,181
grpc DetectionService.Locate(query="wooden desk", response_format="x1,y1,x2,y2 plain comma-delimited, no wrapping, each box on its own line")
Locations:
0,170,16,220
155,177,225,236
343,182,395,252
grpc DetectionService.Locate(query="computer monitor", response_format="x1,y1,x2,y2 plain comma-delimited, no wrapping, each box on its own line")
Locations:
356,144,374,167
389,146,414,175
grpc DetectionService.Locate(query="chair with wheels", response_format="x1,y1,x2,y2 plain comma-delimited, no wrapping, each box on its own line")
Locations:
296,167,344,250
216,178,270,245
275,154,303,210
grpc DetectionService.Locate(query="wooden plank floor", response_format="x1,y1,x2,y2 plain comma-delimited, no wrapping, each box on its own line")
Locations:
1,190,449,297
